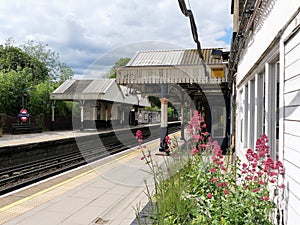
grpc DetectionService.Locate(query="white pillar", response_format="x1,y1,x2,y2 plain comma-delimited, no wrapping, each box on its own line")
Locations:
51,100,55,131
159,97,169,152
80,100,85,131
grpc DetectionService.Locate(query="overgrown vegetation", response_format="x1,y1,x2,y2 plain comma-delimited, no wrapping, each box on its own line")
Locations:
136,110,284,225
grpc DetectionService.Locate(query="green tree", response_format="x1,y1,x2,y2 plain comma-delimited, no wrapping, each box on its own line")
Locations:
109,57,131,78
27,80,54,116
21,40,73,81
27,81,73,117
0,39,74,118
0,45,49,82
0,69,33,115
58,63,74,83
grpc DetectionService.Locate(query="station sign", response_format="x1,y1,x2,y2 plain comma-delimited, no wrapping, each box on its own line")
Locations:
18,108,30,123
211,67,225,78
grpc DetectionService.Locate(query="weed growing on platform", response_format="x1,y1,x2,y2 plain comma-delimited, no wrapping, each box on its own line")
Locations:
135,110,285,225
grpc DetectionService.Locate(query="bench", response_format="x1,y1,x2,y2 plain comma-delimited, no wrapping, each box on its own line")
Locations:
11,123,42,134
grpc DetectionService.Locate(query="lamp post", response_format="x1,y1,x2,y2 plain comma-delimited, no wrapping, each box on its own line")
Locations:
21,87,34,109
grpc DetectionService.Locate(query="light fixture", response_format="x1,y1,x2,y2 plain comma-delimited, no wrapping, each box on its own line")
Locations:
211,49,223,60
211,49,230,61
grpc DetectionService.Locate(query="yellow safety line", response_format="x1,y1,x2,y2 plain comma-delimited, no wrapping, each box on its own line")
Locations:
0,140,159,212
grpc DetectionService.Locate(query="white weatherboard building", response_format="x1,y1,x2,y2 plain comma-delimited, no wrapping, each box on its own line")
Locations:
230,0,300,224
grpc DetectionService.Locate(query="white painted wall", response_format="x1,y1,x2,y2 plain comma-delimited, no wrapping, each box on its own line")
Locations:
236,0,300,84
281,18,300,224
235,1,300,224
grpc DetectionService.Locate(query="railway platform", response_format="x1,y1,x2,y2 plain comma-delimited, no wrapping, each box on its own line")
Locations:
0,128,184,225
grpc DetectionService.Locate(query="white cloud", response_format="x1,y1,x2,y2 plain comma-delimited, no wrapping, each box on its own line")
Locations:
0,0,232,76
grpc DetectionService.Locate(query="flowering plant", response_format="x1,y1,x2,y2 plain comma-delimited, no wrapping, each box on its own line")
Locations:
136,110,284,225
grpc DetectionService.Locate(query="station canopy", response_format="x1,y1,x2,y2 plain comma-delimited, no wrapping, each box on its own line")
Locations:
116,48,228,85
50,78,150,107
116,49,228,104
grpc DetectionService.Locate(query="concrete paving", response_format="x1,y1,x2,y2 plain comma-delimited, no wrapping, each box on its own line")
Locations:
0,133,183,225
0,129,108,147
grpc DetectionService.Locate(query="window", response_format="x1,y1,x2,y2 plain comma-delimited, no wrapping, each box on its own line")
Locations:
265,61,280,160
243,85,249,148
255,73,264,140
249,79,255,149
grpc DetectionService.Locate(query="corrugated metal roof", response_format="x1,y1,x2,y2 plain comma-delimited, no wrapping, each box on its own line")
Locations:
83,79,114,94
50,79,150,107
125,48,224,67
52,79,76,94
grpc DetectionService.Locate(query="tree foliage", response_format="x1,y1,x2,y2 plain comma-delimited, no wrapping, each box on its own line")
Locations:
21,40,73,82
0,45,49,82
0,69,33,115
109,57,131,78
0,39,73,117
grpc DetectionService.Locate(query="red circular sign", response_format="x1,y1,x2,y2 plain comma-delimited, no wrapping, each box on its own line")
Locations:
19,109,29,123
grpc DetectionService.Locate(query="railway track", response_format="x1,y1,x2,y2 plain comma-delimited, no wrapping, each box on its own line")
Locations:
0,124,180,195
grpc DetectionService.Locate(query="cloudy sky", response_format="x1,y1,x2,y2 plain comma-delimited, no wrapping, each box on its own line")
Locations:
0,0,233,77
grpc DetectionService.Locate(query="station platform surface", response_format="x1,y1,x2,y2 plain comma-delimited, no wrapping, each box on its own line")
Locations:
0,122,178,147
0,130,183,225
0,128,123,147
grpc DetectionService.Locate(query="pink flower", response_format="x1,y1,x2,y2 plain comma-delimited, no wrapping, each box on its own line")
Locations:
245,176,253,181
193,110,199,116
269,171,278,176
223,189,229,195
278,183,285,188
135,130,143,140
252,188,260,192
258,149,265,158
259,180,265,185
165,135,171,144
190,148,199,155
199,144,208,149
215,161,224,165
242,163,248,168
217,182,223,187
247,149,253,154
251,162,257,168
269,179,277,183
210,177,218,182
210,167,216,173
279,168,285,175
195,134,203,141
203,131,209,136
220,166,227,171
276,161,283,168
207,193,213,199
262,196,269,201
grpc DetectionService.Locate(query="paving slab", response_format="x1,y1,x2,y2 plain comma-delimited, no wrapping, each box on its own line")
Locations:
0,135,179,225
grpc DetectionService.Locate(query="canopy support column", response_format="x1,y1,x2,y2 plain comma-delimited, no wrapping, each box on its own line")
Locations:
50,100,56,131
159,84,169,152
80,100,85,131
